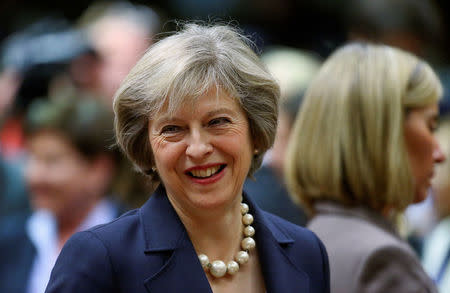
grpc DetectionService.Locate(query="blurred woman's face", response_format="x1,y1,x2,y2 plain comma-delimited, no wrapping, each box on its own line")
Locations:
149,89,253,213
25,131,94,218
404,102,446,203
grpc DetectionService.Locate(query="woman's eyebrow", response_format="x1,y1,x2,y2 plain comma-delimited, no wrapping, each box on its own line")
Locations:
205,108,236,118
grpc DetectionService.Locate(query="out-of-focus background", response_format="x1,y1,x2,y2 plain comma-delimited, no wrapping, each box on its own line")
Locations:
1,0,449,59
2,1,450,292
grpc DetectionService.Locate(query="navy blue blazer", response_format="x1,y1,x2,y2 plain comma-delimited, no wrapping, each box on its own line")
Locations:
46,186,329,293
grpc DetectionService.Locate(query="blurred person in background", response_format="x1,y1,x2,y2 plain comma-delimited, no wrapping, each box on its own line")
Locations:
78,1,162,208
0,94,125,293
78,1,161,104
422,117,450,292
285,43,444,293
0,17,97,160
344,0,448,249
244,47,321,226
0,67,29,217
345,0,443,59
0,17,98,218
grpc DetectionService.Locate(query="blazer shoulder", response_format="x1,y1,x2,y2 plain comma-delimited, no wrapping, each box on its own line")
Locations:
85,208,141,240
46,230,118,293
70,208,146,262
309,213,433,293
356,244,438,293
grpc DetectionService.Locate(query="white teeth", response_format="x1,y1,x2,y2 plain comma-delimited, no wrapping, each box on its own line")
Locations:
191,166,221,178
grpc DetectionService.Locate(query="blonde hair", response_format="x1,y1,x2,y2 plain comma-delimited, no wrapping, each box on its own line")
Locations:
113,23,280,185
285,43,442,214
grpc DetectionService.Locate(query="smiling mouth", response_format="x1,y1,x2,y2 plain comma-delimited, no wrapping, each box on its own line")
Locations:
187,164,226,179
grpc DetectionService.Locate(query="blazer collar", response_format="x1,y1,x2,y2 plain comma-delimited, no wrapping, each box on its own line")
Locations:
248,192,310,292
140,185,309,292
314,200,398,237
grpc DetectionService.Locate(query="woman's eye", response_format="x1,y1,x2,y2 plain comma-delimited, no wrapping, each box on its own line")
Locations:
429,119,439,132
160,125,181,134
209,117,231,126
430,124,438,132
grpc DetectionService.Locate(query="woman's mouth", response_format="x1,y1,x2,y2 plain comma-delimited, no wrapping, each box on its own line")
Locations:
187,164,226,179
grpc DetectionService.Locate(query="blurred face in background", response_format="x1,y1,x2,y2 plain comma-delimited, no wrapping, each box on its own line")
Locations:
404,102,446,203
25,130,96,218
91,17,150,102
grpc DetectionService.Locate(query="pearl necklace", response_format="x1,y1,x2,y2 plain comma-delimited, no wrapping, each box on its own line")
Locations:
198,202,256,278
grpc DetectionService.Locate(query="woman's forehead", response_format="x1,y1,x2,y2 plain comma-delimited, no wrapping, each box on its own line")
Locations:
152,88,241,118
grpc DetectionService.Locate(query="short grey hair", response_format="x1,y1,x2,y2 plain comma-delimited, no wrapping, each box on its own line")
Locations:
113,23,280,185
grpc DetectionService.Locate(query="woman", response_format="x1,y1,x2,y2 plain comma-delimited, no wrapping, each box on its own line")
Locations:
0,95,123,293
45,24,330,293
285,43,445,293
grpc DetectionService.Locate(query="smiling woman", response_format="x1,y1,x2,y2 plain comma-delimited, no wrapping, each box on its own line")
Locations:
45,23,330,293
148,89,253,212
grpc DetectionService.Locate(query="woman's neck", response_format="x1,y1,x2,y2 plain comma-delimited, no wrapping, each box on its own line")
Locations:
56,197,100,249
174,198,244,262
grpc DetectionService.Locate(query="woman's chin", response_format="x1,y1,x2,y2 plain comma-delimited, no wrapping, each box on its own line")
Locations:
412,188,429,204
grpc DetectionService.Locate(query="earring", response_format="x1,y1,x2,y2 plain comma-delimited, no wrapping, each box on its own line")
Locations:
254,149,259,155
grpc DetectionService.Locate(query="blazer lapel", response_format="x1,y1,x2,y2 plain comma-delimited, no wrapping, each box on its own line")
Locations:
246,194,310,292
140,186,212,293
140,187,309,293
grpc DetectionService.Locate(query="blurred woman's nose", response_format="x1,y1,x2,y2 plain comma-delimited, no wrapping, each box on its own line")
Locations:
185,128,213,159
433,143,446,164
25,157,46,184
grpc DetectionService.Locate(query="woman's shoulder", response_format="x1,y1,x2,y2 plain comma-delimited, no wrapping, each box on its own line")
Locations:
308,210,436,293
80,208,142,245
308,204,406,253
354,243,438,292
308,210,413,261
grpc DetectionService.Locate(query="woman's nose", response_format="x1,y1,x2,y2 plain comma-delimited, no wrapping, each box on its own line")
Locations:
433,143,446,164
25,157,45,184
185,130,213,159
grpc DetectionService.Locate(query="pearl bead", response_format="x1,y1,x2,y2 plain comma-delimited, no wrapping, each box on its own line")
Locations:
241,237,256,250
198,254,209,269
244,225,255,237
240,203,249,214
197,201,255,278
210,260,227,278
242,213,254,225
235,250,249,265
227,260,239,275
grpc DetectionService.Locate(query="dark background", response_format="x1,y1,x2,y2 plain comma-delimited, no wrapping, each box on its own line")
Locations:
1,0,448,61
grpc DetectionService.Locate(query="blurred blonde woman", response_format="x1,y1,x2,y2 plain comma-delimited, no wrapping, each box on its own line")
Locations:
285,42,445,293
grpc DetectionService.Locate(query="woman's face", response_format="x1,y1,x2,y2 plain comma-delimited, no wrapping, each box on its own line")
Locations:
25,130,94,218
149,89,254,213
404,102,446,203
